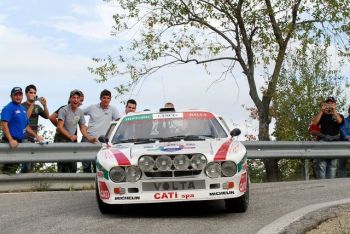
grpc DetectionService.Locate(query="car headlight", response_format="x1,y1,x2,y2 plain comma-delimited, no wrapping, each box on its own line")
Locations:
139,156,155,172
221,161,237,177
125,166,142,182
205,162,221,178
173,154,190,170
155,155,172,171
191,154,207,170
109,166,125,183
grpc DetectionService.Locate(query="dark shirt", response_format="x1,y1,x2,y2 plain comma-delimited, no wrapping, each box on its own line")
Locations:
320,113,344,136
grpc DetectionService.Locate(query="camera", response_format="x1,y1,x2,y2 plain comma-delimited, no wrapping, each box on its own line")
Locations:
324,103,333,114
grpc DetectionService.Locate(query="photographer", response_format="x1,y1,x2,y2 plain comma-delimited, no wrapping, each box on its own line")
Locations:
311,96,344,179
20,84,49,173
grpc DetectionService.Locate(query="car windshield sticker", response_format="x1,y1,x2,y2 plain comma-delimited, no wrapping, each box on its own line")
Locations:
122,112,214,123
122,114,153,123
153,113,183,119
183,112,214,119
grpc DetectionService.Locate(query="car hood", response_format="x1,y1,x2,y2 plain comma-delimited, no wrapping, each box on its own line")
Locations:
97,139,246,170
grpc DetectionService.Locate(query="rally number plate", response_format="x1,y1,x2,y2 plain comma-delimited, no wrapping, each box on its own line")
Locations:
142,180,205,191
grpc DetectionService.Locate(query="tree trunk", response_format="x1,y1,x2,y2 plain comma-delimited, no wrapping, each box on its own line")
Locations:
259,104,280,182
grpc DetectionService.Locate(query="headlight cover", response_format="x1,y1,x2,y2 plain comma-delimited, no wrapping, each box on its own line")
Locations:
174,154,190,170
125,166,142,182
139,156,155,172
205,162,221,178
191,154,207,170
221,161,237,177
155,155,172,171
109,166,125,183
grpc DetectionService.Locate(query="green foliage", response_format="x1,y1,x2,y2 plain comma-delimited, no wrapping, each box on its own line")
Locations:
248,159,265,182
91,0,350,99
273,45,348,141
272,44,348,180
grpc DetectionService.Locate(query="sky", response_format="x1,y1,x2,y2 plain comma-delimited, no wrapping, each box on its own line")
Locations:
0,0,262,135
0,0,310,137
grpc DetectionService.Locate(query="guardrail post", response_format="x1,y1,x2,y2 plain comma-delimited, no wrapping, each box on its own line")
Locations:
303,159,309,181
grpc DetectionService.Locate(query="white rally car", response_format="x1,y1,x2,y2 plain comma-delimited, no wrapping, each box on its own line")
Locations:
96,109,249,213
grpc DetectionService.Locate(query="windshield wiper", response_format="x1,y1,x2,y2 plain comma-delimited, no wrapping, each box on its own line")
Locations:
115,138,159,144
160,135,215,142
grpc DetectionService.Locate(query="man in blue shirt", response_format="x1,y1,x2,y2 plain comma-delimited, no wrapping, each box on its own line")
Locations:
1,87,43,174
339,106,350,177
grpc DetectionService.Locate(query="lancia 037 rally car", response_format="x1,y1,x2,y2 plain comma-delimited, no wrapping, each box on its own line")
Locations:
96,109,249,213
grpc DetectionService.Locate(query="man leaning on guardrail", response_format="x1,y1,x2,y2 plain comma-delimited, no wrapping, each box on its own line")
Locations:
311,96,344,179
0,87,44,174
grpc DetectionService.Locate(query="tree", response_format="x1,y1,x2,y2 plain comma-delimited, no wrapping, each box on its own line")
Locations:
273,44,347,180
90,0,350,181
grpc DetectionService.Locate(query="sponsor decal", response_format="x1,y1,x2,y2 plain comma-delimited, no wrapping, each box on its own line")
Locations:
239,172,247,193
115,196,140,200
209,191,235,196
154,192,194,200
96,161,109,180
183,112,214,119
152,181,196,191
229,144,241,153
122,114,153,123
160,144,184,152
112,150,130,166
99,181,110,200
153,113,183,119
96,171,103,178
154,192,178,199
181,193,195,200
213,139,233,161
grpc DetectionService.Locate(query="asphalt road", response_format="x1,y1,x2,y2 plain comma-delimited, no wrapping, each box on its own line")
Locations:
1,179,350,234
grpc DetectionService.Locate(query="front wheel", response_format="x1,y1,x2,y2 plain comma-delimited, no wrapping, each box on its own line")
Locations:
224,181,249,213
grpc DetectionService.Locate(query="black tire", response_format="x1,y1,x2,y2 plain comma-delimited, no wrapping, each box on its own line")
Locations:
96,181,123,214
224,180,249,213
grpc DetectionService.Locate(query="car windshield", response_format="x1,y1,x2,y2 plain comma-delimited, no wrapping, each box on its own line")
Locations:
111,112,228,144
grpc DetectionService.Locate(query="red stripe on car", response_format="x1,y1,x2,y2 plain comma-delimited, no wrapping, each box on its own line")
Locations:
113,150,131,166
214,139,233,161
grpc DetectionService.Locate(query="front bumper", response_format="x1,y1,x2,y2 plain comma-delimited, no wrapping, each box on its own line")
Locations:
97,171,248,204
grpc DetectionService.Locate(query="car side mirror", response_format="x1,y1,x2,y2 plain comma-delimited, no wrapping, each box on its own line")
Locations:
98,135,108,143
230,128,241,137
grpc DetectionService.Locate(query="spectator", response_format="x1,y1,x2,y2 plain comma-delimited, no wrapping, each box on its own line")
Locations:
125,99,137,114
54,90,96,173
0,87,44,174
311,96,344,179
339,105,350,178
164,102,174,108
82,89,120,172
20,84,50,173
49,90,84,127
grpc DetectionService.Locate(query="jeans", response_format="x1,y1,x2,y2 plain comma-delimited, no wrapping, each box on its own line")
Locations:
20,162,33,173
313,159,337,179
81,137,96,173
338,158,348,178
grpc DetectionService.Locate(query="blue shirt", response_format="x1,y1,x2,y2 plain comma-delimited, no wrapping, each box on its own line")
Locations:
340,116,350,140
1,101,29,141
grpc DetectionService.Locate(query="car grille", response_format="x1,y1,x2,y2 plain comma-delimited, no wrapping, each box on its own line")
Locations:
144,170,202,178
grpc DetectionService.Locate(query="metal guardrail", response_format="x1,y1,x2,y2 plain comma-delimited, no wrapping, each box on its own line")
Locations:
1,141,350,163
0,141,349,191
